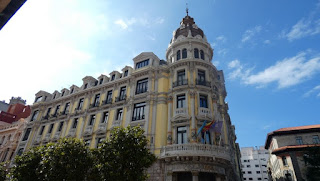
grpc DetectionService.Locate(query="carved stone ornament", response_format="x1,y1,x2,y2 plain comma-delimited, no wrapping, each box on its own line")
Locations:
167,134,172,142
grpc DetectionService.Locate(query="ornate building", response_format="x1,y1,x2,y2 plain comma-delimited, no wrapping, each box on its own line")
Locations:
16,14,241,181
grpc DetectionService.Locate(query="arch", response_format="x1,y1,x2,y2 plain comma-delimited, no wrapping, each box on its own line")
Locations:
177,50,181,61
182,48,187,59
194,48,199,58
200,50,204,60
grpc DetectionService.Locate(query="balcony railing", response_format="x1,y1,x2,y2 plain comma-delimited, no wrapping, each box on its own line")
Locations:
136,87,148,94
132,115,145,121
67,128,76,137
160,143,231,161
172,79,188,88
61,110,69,115
83,126,93,136
103,98,112,105
175,108,187,116
115,95,126,102
195,79,211,87
42,115,50,120
75,107,82,111
112,120,121,128
89,102,100,109
52,132,61,141
198,107,211,117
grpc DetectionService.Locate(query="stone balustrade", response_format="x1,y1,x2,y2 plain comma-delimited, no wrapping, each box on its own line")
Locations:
83,126,93,136
175,108,187,116
160,143,231,161
198,107,211,117
68,128,76,137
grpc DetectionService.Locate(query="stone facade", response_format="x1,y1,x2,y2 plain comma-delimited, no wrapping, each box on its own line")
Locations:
16,14,241,181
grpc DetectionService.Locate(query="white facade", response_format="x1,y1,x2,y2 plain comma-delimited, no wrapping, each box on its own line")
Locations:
241,146,269,181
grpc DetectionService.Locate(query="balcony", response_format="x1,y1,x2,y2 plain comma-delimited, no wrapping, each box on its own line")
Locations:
52,132,61,141
132,115,145,121
136,87,148,94
42,133,51,142
95,123,107,134
115,95,126,102
33,135,42,144
172,79,188,88
61,110,69,115
103,98,112,105
74,107,82,112
89,102,100,109
112,120,121,128
195,79,211,88
42,115,50,120
83,126,93,136
67,128,76,137
160,144,231,161
198,107,211,117
175,108,187,116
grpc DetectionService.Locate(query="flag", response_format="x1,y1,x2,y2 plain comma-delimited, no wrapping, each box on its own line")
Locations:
210,121,223,133
202,121,215,132
197,120,207,136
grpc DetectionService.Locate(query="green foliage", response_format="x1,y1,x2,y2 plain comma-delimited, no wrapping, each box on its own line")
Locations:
0,162,7,181
303,146,320,181
95,126,156,181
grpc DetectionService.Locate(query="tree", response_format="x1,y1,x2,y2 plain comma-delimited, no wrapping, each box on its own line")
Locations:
96,126,156,181
303,146,320,181
0,162,7,181
11,138,94,181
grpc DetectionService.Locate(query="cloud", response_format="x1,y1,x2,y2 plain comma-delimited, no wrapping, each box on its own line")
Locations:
228,52,320,89
114,16,164,30
264,40,271,44
262,125,271,130
241,26,262,43
216,35,226,42
114,18,136,29
303,85,320,97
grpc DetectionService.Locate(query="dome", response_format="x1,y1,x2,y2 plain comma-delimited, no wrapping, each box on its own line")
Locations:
174,15,204,39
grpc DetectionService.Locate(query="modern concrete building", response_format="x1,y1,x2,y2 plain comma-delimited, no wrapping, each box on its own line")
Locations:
265,125,320,181
16,13,241,181
240,146,269,181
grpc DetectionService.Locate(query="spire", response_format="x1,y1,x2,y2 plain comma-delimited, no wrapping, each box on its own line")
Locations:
186,3,189,16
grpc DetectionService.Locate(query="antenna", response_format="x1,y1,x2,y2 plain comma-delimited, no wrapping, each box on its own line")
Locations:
186,2,189,16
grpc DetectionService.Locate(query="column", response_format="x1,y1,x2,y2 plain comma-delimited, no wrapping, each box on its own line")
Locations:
144,102,150,134
167,96,173,144
190,91,196,142
192,171,199,181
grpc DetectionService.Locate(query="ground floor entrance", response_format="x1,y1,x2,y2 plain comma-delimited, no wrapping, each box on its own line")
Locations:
173,172,216,181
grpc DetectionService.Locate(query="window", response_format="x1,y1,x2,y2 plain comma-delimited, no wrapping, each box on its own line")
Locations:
136,78,148,94
136,59,149,69
296,136,303,145
175,70,187,86
197,70,206,82
58,122,64,132
116,108,123,120
35,96,43,103
30,110,39,121
63,102,70,114
247,165,251,168
85,139,91,147
177,126,187,144
200,95,208,108
53,94,56,99
105,90,112,103
54,105,60,116
243,178,246,181
22,128,31,141
77,98,84,110
89,115,95,126
132,102,146,121
248,171,252,174
177,95,186,108
111,74,115,81
257,171,261,174
282,156,288,166
249,178,253,180
177,50,181,60
48,124,54,134
313,135,320,144
99,78,103,85
200,50,204,60
70,88,74,94
72,118,78,129
118,86,126,101
96,137,104,148
93,94,100,107
39,126,45,135
61,91,65,97
124,70,128,77
17,148,24,156
182,48,187,59
258,178,262,180
255,165,259,167
244,160,247,162
101,112,108,123
84,83,88,89
194,48,199,58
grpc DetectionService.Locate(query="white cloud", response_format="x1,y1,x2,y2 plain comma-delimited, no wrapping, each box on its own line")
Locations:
114,16,164,30
228,52,320,89
241,26,262,43
286,18,320,41
264,40,271,44
115,19,129,29
303,85,320,97
216,35,226,42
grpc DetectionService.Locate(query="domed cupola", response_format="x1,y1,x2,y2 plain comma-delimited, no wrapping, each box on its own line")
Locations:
166,13,213,63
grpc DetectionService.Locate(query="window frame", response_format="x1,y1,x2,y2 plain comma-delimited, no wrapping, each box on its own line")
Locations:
132,102,146,121
194,48,199,58
177,126,187,144
136,78,148,94
176,94,186,108
182,48,187,59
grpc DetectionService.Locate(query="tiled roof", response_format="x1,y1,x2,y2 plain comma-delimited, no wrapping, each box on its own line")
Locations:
275,125,320,132
272,144,320,155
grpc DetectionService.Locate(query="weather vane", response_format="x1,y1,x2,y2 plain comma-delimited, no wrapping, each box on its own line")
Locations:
186,3,189,16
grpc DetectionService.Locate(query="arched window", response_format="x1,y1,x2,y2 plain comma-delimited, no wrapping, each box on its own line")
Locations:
194,48,199,58
176,50,181,61
200,50,204,60
182,48,187,59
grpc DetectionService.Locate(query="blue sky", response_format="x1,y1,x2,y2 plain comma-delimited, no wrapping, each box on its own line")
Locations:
0,0,319,147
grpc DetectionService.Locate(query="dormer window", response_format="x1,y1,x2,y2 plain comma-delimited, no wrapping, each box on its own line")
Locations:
84,83,88,89
177,50,181,60
194,48,199,58
53,94,56,99
111,74,115,81
200,50,204,60
99,78,103,85
182,48,187,59
35,96,43,103
70,88,74,94
124,70,128,77
136,59,149,69
61,91,65,97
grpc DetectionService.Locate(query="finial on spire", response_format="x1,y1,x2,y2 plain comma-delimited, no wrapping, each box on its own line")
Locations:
186,3,189,16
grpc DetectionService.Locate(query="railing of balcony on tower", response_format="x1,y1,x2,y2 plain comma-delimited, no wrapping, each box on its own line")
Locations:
172,79,188,88
195,79,211,87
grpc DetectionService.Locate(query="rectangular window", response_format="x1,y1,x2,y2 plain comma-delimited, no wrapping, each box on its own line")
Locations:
54,105,60,116
177,94,186,108
258,178,262,181
101,112,108,123
120,87,126,98
48,124,54,133
248,171,252,174
124,70,128,77
39,126,45,135
78,98,84,110
136,78,148,94
89,115,95,126
177,70,186,85
96,138,104,148
247,165,251,168
30,110,39,121
84,83,88,89
22,128,31,141
99,78,103,84
116,108,123,120
93,94,100,107
257,171,261,174
111,74,115,81
132,102,146,121
313,135,320,144
72,118,78,129
46,108,51,117
198,70,206,82
53,94,56,99
61,91,65,97
200,95,208,108
70,88,74,94
58,122,64,132
255,165,259,167
105,90,113,104
136,59,149,69
35,96,43,103
63,102,70,114
296,136,303,145
177,126,187,144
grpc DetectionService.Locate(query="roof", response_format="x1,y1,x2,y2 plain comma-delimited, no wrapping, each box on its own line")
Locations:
174,15,204,40
265,124,320,149
272,144,320,155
